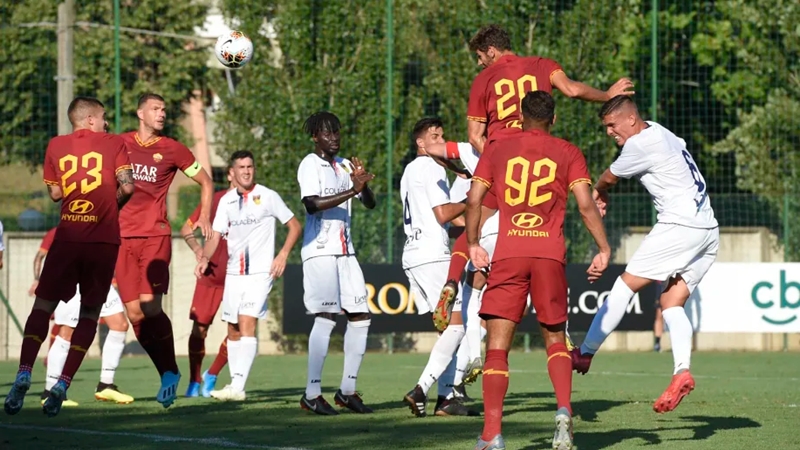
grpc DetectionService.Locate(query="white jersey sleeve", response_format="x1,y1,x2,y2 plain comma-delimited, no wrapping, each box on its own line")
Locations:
456,143,481,175
265,189,295,224
610,140,653,179
212,193,231,235
297,156,321,199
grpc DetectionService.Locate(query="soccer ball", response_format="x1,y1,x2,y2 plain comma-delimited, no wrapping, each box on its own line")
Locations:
214,31,253,69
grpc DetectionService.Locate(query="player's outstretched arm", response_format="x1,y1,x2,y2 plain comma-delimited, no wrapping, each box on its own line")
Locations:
272,217,302,279
552,72,635,103
190,169,214,239
467,121,487,154
432,203,466,226
593,169,620,216
115,168,135,210
573,183,611,281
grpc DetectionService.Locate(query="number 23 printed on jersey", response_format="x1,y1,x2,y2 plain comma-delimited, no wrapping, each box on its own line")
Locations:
59,152,103,196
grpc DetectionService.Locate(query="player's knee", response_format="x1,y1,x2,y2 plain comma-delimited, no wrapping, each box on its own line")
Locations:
58,326,74,340
139,299,163,317
344,311,370,322
107,314,129,332
316,312,337,322
191,323,208,339
227,323,241,340
33,297,57,315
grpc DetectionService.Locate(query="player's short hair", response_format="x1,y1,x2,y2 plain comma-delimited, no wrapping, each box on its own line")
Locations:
137,93,165,109
67,96,104,126
521,91,555,124
230,150,255,165
303,111,341,137
598,95,638,119
411,117,444,143
469,25,512,53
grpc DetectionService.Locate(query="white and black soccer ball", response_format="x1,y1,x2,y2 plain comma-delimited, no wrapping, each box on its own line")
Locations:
214,31,253,69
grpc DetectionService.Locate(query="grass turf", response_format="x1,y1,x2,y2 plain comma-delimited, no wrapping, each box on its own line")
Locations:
1,351,798,449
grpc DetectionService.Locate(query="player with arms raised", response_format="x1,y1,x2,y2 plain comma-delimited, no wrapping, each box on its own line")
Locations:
4,96,134,417
467,92,610,450
572,96,720,414
297,111,377,415
117,93,214,408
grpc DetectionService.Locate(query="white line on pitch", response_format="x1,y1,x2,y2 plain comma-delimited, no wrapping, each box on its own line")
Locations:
0,423,312,450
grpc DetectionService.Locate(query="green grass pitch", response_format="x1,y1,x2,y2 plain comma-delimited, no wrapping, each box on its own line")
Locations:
1,351,798,449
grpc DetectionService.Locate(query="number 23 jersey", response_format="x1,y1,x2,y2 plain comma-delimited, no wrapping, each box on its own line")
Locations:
43,129,131,245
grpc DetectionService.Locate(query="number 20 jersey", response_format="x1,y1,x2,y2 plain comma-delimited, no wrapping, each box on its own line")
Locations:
472,129,591,264
467,54,563,142
43,129,132,245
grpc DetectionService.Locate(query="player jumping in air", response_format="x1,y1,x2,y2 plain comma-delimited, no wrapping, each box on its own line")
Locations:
196,151,301,401
573,96,719,414
432,25,635,384
4,97,135,417
467,91,610,450
117,93,214,408
30,228,133,406
297,111,377,415
182,166,237,398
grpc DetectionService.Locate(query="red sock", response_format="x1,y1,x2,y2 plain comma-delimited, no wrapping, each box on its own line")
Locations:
141,311,179,376
481,349,509,441
546,342,573,415
59,317,98,387
188,334,205,383
448,233,469,283
208,339,228,376
18,308,51,374
132,319,161,375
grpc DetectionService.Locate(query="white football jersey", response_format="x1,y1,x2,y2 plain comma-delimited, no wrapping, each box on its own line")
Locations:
297,153,358,262
212,184,295,275
610,121,718,229
400,156,452,269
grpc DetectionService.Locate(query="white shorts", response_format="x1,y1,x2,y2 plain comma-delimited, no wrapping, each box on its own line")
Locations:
626,223,719,293
303,255,369,314
222,273,273,323
404,261,449,315
467,213,499,273
53,286,124,328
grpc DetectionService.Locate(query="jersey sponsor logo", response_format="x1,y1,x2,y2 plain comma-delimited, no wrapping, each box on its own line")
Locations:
68,199,95,214
323,187,349,195
751,270,800,326
153,153,163,163
508,212,549,237
132,163,158,183
253,195,261,205
230,217,259,227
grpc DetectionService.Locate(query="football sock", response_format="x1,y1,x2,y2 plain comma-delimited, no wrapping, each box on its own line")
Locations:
417,324,464,394
226,339,242,383
100,330,126,385
59,317,97,387
464,284,485,361
139,311,179,376
45,336,70,391
306,317,335,398
438,356,457,399
208,339,228,376
447,234,469,283
581,277,634,355
481,349,509,441
131,319,160,375
18,308,50,374
546,342,573,415
453,342,470,386
231,336,257,393
340,319,370,395
188,333,205,383
662,306,693,374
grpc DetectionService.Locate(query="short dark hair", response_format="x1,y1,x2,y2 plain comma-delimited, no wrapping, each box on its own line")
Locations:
303,111,341,137
598,95,637,119
67,96,104,126
411,117,444,143
229,150,255,165
521,91,555,124
138,93,165,109
469,25,512,53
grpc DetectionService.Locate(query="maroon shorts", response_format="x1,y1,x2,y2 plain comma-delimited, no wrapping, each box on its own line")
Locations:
115,236,171,303
35,241,119,308
480,257,568,325
190,283,224,325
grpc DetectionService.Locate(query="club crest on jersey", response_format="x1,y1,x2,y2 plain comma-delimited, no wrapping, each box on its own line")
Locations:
342,163,352,174
253,195,261,205
152,153,163,163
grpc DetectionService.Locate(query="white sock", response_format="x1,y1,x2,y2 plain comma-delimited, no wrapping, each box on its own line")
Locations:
226,338,242,386
46,336,70,391
464,284,484,361
453,342,470,386
417,324,465,395
306,317,335,398
581,277,634,355
100,330,126,385
340,319,370,395
438,356,457,399
231,336,257,392
662,306,693,374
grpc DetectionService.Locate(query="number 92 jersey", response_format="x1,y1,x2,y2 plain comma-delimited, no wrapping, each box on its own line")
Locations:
609,121,718,229
43,129,131,244
467,54,564,142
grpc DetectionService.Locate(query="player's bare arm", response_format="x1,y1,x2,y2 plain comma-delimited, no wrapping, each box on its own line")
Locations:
271,216,302,279
179,220,203,261
593,169,620,216
115,168,135,210
467,120,488,154
190,169,215,239
46,184,63,202
432,203,466,225
551,72,635,103
28,249,47,296
195,231,222,278
465,179,490,269
572,182,611,282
